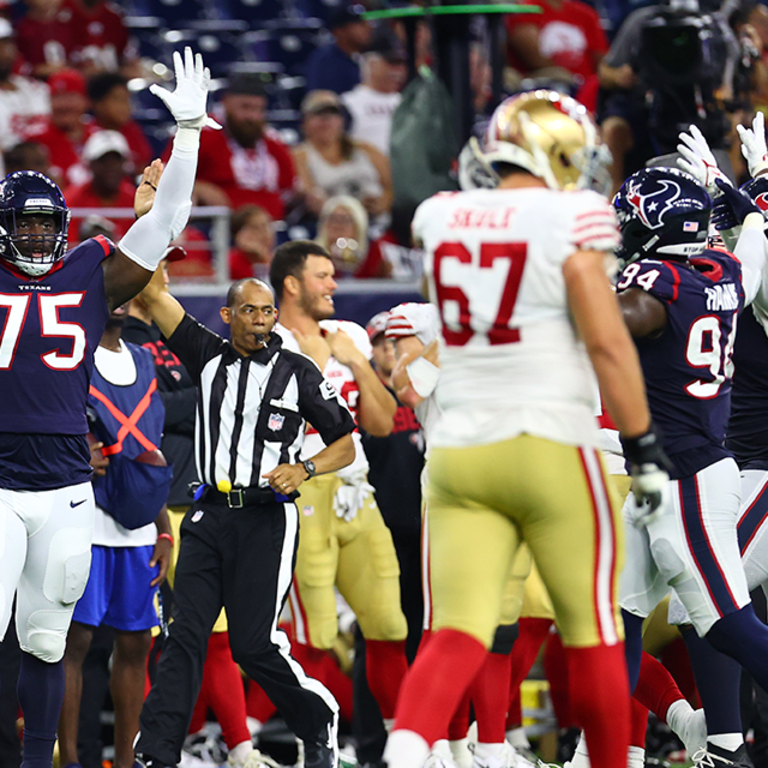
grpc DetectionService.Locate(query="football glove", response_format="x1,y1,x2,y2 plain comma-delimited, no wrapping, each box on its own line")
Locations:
736,111,768,179
621,424,673,527
149,47,221,130
333,471,375,522
676,125,730,196
711,178,761,231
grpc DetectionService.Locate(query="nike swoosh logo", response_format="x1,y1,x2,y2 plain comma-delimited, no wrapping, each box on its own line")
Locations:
70,499,87,508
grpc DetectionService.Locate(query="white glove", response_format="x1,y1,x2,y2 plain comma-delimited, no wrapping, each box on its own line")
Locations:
737,111,768,178
149,47,221,130
333,472,375,522
676,124,730,196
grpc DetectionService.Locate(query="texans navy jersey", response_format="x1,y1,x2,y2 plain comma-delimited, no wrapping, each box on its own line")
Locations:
726,305,768,470
0,236,112,490
616,249,745,479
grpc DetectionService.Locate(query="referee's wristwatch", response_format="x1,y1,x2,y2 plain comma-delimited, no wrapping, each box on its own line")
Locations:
301,459,317,479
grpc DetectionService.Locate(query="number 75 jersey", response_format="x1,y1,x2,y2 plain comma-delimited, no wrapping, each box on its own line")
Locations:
616,250,745,479
413,186,620,450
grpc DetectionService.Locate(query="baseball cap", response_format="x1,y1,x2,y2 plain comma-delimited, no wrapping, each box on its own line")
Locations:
82,130,130,162
366,311,390,342
226,71,267,98
301,90,342,116
328,3,367,30
0,18,13,40
366,29,407,64
48,68,87,97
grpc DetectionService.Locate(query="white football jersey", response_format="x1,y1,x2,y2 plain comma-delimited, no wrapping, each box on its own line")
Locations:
413,186,620,449
275,320,370,476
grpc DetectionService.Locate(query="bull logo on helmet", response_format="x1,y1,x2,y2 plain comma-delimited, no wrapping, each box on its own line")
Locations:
625,179,682,230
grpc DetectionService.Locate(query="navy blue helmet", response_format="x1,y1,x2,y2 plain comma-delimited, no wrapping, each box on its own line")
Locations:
613,167,712,267
0,171,70,277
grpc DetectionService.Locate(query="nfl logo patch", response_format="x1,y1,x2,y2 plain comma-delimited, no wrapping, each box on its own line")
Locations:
191,510,204,523
268,413,285,431
303,505,314,516
683,221,699,232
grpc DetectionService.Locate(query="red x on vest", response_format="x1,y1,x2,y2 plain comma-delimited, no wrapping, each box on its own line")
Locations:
89,379,158,456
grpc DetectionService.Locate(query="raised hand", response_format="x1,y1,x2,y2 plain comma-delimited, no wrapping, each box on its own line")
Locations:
736,111,768,179
676,124,730,196
149,47,221,130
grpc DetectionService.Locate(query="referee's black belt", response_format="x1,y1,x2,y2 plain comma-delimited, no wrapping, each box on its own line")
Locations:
195,484,297,509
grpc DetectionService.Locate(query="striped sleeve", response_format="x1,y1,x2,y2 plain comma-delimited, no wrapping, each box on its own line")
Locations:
386,302,440,345
568,192,621,253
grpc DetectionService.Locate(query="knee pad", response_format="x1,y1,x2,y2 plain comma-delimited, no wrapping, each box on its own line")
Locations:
20,610,70,662
649,537,687,583
296,526,337,589
43,531,92,605
490,622,519,655
366,528,401,581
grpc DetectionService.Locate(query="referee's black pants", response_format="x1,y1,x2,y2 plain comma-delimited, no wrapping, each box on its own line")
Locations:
136,497,338,766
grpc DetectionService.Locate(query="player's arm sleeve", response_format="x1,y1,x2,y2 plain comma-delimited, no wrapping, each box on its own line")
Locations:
164,313,228,383
116,128,200,272
567,192,622,257
297,361,357,445
733,211,767,307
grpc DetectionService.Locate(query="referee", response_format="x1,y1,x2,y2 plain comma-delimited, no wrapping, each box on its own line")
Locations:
133,271,356,768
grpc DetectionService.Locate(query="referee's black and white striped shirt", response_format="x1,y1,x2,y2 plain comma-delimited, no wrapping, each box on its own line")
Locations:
165,314,356,489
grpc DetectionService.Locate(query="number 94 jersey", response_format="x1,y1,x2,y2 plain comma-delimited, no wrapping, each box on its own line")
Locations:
414,186,620,451
615,250,745,479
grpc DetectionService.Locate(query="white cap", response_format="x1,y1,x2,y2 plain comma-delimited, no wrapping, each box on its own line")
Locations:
83,130,130,162
0,19,14,40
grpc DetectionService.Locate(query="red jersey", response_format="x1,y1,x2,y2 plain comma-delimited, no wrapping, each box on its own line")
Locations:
15,7,78,73
32,120,95,187
506,0,608,81
64,178,136,242
228,247,271,280
63,0,136,72
194,126,297,220
90,118,152,174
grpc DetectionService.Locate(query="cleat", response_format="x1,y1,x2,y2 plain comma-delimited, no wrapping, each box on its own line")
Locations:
471,741,539,768
228,748,283,768
301,714,339,768
691,744,754,768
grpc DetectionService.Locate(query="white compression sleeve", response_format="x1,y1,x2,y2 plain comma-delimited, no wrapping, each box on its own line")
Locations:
734,211,767,307
117,127,200,271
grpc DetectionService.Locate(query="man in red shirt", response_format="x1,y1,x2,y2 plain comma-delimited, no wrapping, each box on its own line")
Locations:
192,72,297,222
87,71,153,175
29,67,94,188
15,0,78,80
64,129,137,242
505,0,609,109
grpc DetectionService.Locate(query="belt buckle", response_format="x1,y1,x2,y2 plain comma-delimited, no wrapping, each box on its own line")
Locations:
226,488,244,509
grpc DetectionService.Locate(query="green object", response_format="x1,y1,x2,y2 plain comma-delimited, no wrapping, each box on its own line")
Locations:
339,756,359,768
389,68,459,234
363,3,540,19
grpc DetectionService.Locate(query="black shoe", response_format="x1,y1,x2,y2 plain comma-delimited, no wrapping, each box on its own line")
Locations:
135,752,173,768
303,715,339,768
693,743,754,768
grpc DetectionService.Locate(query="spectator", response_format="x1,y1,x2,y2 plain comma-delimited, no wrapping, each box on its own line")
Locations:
3,140,51,177
64,129,136,241
15,0,77,80
293,90,392,226
505,0,610,109
228,204,275,281
64,0,141,77
305,4,373,94
341,29,407,156
31,67,94,188
193,72,296,221
88,71,152,174
0,17,50,165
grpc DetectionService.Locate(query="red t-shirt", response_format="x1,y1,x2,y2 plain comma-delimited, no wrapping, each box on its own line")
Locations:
64,178,136,242
87,118,153,174
506,0,608,80
63,0,136,71
229,247,272,280
193,126,297,220
31,120,96,187
15,7,79,73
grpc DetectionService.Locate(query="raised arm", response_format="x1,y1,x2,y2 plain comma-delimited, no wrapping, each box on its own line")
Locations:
136,264,186,339
102,47,220,310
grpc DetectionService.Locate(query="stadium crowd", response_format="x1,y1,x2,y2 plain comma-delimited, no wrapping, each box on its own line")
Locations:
4,0,768,768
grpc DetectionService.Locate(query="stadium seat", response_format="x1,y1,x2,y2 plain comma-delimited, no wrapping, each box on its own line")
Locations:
294,0,344,24
146,0,208,24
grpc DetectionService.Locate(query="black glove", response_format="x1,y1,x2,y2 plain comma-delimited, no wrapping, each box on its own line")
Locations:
620,424,673,527
712,178,761,231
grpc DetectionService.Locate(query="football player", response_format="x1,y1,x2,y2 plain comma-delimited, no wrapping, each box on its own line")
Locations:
0,48,215,768
613,154,768,768
383,90,670,768
268,241,409,732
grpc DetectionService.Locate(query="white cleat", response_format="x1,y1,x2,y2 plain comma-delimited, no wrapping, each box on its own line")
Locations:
472,741,538,768
424,739,461,768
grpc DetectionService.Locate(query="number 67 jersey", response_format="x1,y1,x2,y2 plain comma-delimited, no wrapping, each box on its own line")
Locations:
414,186,620,451
616,249,745,479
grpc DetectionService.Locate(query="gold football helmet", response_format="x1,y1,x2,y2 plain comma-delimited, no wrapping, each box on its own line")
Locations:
481,89,611,194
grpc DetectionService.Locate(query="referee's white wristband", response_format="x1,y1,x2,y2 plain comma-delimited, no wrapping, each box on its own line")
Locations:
406,356,439,398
